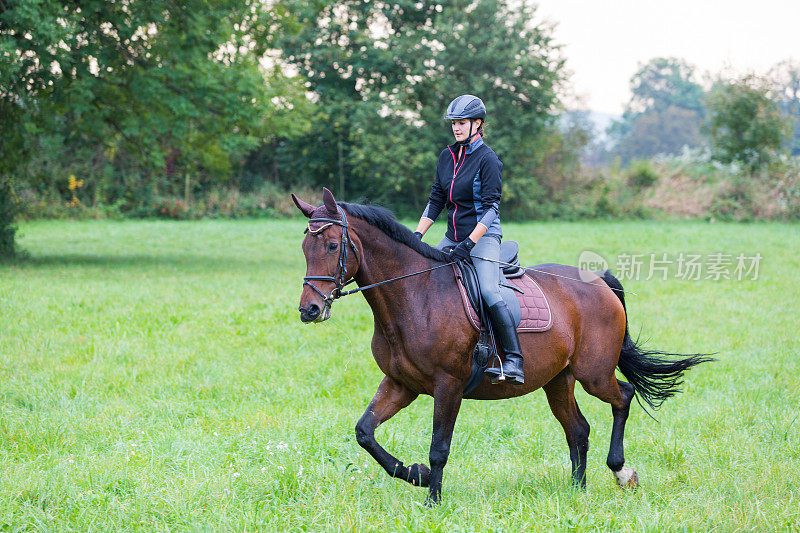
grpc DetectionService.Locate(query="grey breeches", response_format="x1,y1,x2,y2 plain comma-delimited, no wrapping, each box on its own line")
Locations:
436,234,503,307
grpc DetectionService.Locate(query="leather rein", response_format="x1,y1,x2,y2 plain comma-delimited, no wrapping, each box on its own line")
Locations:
303,207,455,307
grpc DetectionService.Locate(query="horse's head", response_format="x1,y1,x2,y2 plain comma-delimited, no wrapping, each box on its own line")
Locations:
293,187,361,323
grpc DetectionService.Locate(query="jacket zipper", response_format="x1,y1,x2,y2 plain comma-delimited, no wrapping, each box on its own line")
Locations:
447,146,467,241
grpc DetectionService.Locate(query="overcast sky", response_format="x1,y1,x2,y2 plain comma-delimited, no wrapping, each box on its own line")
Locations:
533,0,800,115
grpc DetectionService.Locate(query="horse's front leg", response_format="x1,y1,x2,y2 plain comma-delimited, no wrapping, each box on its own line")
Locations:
355,376,426,485
426,376,464,505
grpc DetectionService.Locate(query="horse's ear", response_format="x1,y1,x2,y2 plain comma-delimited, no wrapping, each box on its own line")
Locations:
322,187,338,216
291,193,316,218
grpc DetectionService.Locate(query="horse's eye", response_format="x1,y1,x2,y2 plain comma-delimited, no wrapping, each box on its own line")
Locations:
327,242,338,252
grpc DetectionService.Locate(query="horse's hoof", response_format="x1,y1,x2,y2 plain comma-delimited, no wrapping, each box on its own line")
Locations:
407,463,431,487
614,466,639,489
571,478,587,491
424,489,442,506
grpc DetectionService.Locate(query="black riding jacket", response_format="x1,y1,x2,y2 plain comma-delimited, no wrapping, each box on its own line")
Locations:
421,137,503,243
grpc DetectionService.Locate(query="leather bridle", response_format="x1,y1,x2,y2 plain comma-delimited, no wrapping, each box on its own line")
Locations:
302,206,459,314
302,206,361,307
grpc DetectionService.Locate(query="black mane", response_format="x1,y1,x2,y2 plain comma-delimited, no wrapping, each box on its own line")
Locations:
339,202,449,262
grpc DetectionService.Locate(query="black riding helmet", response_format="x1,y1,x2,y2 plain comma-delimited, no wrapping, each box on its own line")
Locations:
444,94,486,145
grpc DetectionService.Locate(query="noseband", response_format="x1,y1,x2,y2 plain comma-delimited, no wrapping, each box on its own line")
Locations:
303,207,361,307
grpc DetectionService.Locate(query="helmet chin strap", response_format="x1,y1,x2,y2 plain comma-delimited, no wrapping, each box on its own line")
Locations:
456,119,482,146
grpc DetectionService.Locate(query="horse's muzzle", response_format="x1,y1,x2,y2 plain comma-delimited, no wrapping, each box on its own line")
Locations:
299,303,331,323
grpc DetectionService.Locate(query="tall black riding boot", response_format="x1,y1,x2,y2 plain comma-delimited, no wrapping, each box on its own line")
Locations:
483,301,525,385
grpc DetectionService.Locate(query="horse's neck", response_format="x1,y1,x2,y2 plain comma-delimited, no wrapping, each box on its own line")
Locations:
352,224,451,333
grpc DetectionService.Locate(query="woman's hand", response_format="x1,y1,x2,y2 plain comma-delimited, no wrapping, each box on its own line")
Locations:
449,239,475,262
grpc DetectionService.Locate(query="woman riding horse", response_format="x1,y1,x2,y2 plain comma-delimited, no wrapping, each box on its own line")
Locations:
414,94,523,385
294,187,711,505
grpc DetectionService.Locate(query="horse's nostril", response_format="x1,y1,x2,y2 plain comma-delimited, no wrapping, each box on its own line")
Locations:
300,303,322,322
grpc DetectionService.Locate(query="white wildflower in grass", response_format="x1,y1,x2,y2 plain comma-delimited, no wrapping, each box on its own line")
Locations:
260,467,267,473
232,472,241,479
213,432,219,437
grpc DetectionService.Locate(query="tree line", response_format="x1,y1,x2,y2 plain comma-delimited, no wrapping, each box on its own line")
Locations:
1,1,572,219
2,1,799,258
604,57,798,169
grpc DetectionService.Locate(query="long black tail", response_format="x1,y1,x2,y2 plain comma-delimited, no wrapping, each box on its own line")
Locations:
601,270,714,411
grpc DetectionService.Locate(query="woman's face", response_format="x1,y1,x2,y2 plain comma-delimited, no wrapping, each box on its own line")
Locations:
451,118,481,143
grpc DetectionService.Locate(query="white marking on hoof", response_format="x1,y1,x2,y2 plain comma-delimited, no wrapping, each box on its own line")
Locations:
614,466,639,488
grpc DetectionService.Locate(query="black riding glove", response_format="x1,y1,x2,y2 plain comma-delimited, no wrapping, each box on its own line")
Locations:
413,231,423,240
449,238,475,262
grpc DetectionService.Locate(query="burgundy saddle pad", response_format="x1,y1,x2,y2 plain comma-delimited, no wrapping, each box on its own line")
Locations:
456,269,552,332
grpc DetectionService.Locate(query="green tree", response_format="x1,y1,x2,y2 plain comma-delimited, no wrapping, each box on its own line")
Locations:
609,57,706,161
613,106,704,161
274,0,566,217
1,0,311,208
628,57,705,115
705,74,791,172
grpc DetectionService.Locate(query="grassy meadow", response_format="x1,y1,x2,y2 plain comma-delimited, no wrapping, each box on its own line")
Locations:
1,217,799,531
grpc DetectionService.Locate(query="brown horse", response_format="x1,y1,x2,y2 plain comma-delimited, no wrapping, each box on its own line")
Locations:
293,188,711,505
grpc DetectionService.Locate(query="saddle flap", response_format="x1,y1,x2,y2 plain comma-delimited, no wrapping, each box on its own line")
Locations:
455,265,552,333
454,262,482,321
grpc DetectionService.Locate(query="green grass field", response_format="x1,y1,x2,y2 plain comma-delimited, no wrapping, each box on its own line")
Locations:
2,218,799,531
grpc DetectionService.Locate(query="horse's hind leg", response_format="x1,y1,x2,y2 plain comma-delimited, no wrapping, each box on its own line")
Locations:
355,376,425,486
606,379,638,487
574,370,639,488
543,367,590,488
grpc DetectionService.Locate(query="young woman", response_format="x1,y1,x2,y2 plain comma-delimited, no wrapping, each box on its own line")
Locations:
413,94,524,384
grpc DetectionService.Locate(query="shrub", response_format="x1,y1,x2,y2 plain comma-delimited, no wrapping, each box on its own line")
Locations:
154,197,191,220
626,159,660,188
